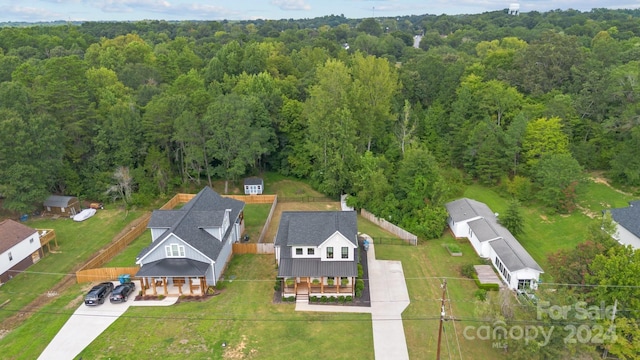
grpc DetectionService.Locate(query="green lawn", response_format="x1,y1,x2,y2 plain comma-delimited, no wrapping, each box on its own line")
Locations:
0,283,86,359
0,209,144,325
243,203,273,242
104,229,150,267
375,238,506,360
78,254,374,359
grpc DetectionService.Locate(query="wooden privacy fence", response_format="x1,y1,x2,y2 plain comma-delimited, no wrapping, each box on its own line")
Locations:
258,195,278,243
76,266,140,283
233,243,275,254
360,209,418,245
76,212,151,277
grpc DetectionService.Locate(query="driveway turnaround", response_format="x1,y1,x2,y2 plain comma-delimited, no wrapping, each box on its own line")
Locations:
38,283,178,360
296,238,411,360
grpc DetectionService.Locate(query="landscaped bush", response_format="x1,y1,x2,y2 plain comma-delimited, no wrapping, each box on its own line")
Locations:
355,279,365,297
461,264,476,279
472,274,500,291
358,263,363,278
285,278,295,287
338,296,346,303
282,296,295,302
310,296,318,302
274,278,281,291
320,296,328,303
474,289,487,301
346,295,353,302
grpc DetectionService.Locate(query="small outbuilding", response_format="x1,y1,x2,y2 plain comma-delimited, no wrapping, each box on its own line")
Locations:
43,195,80,216
243,177,264,195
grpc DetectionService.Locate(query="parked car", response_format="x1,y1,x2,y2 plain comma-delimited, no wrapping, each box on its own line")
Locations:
84,282,114,306
110,282,136,303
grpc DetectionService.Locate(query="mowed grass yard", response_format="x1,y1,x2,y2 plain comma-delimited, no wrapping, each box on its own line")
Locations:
79,254,374,359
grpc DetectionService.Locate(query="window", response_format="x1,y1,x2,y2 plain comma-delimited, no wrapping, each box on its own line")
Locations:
8,252,12,261
341,247,349,259
165,244,185,257
326,247,334,259
307,248,315,255
295,248,303,255
30,238,34,243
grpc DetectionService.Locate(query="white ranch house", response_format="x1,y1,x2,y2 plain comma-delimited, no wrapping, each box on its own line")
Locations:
608,200,640,249
445,198,543,290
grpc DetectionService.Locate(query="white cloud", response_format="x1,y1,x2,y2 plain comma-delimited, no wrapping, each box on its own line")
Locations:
271,0,311,11
0,5,65,21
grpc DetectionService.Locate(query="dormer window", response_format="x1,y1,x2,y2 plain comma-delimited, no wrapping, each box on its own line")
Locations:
307,248,314,255
165,244,185,257
295,248,303,255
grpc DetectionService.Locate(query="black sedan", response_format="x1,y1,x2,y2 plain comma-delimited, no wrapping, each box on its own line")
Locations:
109,282,136,303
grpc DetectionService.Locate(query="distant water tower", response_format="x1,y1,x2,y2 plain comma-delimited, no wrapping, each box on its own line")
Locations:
509,3,520,15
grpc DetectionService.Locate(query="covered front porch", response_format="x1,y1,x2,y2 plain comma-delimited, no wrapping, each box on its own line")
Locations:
137,276,208,296
136,258,212,297
282,276,355,299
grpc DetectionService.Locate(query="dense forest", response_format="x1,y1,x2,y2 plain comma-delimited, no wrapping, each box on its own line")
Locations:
1,9,640,236
2,9,640,358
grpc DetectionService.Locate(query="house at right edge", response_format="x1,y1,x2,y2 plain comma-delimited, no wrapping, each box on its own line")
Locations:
445,198,543,291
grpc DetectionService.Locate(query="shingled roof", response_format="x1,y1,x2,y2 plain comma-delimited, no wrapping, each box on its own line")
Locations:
610,200,640,239
0,219,37,254
137,187,244,262
446,198,543,273
275,211,358,278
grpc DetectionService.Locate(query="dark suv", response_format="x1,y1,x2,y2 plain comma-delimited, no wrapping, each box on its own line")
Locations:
110,282,136,303
84,282,114,306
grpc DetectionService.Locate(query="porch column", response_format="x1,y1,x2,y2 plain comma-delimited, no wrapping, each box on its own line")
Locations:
163,277,168,295
178,278,183,295
152,279,157,295
139,278,145,295
352,277,355,296
201,278,206,295
320,277,324,294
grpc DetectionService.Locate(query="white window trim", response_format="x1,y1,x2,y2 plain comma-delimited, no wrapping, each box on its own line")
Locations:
165,244,185,257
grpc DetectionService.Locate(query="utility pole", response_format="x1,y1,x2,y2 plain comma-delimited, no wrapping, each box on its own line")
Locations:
602,299,617,359
436,279,447,360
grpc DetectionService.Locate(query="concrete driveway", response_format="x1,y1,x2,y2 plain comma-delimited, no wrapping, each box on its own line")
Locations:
296,238,411,360
38,282,177,360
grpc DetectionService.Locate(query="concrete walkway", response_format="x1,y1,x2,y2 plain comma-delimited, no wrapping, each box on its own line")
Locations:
38,284,178,360
296,239,411,360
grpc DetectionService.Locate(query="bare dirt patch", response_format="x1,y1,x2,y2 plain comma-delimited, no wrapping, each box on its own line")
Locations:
590,174,633,196
223,335,257,359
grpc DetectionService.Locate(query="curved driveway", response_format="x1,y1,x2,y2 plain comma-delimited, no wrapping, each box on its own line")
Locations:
296,240,411,360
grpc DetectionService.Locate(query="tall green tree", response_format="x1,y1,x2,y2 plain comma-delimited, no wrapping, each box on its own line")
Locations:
0,110,63,212
304,59,358,196
532,153,584,212
499,200,524,235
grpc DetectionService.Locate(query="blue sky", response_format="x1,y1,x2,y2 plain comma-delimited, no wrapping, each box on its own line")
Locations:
0,0,638,23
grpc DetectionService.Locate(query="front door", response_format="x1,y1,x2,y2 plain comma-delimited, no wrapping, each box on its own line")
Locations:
297,277,309,294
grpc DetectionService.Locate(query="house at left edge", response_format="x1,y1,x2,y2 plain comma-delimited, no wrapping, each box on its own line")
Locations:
135,187,245,296
0,219,43,284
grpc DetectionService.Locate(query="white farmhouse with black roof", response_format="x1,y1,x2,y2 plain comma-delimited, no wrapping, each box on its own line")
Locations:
135,187,244,296
445,198,543,291
609,200,640,249
275,211,359,301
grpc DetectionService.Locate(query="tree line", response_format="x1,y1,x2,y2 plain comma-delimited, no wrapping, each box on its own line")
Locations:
2,9,640,358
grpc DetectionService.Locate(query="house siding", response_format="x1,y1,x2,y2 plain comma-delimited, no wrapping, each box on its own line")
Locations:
613,224,640,249
213,240,233,285
141,235,211,264
0,232,41,278
0,252,40,283
318,232,357,262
